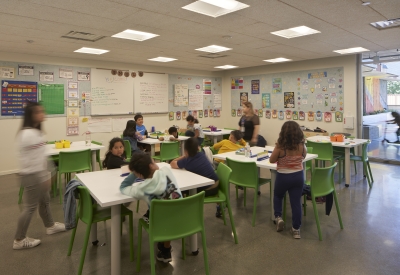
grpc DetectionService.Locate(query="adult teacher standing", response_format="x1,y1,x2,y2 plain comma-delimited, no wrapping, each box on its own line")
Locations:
238,101,260,146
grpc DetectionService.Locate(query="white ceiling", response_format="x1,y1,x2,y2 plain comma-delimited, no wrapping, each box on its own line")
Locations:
0,0,399,71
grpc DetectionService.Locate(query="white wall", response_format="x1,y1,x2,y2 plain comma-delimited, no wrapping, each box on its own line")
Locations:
221,55,358,145
0,53,358,175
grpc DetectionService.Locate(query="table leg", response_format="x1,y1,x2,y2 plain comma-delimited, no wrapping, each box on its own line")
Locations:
188,189,198,254
180,140,185,156
270,170,277,221
91,151,97,171
213,136,217,144
345,148,351,187
90,150,98,244
111,205,121,275
150,144,155,157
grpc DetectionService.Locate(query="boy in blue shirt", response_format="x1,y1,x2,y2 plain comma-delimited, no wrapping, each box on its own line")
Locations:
134,114,148,138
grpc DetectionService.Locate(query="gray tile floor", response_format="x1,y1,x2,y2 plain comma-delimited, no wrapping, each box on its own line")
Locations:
1,162,400,275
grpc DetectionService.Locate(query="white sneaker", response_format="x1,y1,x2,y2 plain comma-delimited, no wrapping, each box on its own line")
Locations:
46,222,66,235
13,237,41,250
290,227,301,239
275,217,285,232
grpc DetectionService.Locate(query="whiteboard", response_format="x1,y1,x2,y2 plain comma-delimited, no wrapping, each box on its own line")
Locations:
133,73,168,113
91,68,134,115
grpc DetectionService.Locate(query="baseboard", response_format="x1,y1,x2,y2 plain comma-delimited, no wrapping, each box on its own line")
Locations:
0,169,19,176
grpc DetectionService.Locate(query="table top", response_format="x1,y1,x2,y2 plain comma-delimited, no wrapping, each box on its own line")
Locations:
45,141,104,156
76,163,214,207
203,129,232,136
307,136,369,148
213,146,318,170
138,136,190,145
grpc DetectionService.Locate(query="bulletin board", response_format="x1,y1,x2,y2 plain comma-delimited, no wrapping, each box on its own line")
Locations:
230,67,344,122
168,74,222,119
38,84,65,115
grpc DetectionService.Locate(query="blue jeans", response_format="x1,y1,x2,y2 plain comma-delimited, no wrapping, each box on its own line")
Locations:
273,171,304,230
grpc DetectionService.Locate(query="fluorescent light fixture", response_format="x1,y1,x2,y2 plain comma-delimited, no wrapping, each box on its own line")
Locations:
214,65,238,69
370,18,400,30
263,57,292,63
148,57,177,62
111,29,159,41
74,47,109,55
196,45,232,53
271,26,320,39
333,47,369,54
182,0,249,18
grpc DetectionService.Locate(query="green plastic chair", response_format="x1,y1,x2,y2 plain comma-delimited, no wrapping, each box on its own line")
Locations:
67,186,134,275
302,147,313,216
91,141,103,170
333,147,356,180
226,158,271,227
152,142,180,162
306,140,338,168
310,163,343,241
204,163,238,244
123,140,132,162
57,149,92,203
136,192,209,275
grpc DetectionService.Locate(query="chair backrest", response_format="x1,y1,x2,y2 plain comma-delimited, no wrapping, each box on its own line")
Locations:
216,163,232,197
310,163,337,197
306,147,313,171
59,149,92,173
76,186,93,224
226,158,258,188
149,192,205,242
306,140,334,162
160,142,180,160
123,140,132,160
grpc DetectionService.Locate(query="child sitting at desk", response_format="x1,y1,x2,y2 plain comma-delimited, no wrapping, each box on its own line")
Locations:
159,126,179,141
103,137,128,170
120,151,182,263
185,116,204,145
212,130,246,166
122,120,141,155
134,114,148,138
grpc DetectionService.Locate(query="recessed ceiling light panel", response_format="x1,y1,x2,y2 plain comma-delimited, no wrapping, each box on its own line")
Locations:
333,47,369,54
370,18,400,30
271,26,320,39
196,45,232,53
214,65,238,69
74,47,109,55
182,0,249,18
112,29,159,41
263,57,292,63
148,57,177,62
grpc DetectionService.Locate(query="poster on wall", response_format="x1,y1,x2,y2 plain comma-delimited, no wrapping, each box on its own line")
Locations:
262,93,270,108
1,80,37,116
1,67,15,78
240,92,248,106
251,80,260,94
59,68,73,79
18,65,34,76
203,79,212,94
231,77,243,90
77,71,90,81
39,72,54,82
284,92,295,108
189,89,203,110
272,78,282,93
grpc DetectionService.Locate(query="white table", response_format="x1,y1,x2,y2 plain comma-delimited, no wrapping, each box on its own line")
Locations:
213,146,318,221
203,129,232,144
138,136,190,156
307,136,369,187
76,163,214,275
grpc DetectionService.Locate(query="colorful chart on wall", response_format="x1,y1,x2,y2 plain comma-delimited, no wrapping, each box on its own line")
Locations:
230,67,344,123
39,84,65,115
1,80,37,116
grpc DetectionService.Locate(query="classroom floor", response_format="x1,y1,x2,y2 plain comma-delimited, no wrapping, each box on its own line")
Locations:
1,162,399,275
368,140,400,163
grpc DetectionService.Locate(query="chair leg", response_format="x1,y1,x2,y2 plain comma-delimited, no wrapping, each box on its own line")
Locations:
128,213,134,262
235,185,238,199
333,191,344,229
58,172,62,204
67,222,78,256
136,223,143,272
18,187,24,204
353,160,357,175
363,162,372,188
225,200,238,244
367,161,374,183
311,196,323,241
252,188,257,227
201,231,210,275
149,240,156,275
182,238,186,260
220,203,227,225
78,223,92,275
136,201,140,213
244,187,247,207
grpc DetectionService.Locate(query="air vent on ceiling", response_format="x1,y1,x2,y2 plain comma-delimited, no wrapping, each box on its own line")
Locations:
198,53,228,59
61,31,106,42
370,18,400,30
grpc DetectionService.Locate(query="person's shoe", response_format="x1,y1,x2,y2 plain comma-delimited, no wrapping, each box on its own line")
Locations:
275,217,285,232
290,227,301,239
215,205,222,218
13,237,41,250
142,210,150,224
156,247,172,263
46,222,66,235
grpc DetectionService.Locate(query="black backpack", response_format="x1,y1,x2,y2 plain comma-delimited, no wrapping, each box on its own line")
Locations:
257,135,267,147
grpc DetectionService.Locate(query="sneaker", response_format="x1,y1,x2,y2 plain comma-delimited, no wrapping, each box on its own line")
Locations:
142,210,150,224
275,217,285,232
290,227,301,239
157,242,173,253
46,222,66,235
13,237,41,250
156,247,172,263
215,205,222,218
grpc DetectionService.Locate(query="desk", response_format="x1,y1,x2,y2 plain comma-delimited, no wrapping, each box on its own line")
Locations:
213,146,318,221
139,136,190,156
203,129,232,144
307,136,369,187
76,163,213,275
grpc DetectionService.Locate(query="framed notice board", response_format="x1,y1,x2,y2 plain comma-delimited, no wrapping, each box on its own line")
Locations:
39,84,65,115
1,80,37,116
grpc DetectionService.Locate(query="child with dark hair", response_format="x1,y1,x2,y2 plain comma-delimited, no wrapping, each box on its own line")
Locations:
120,151,182,263
103,137,128,169
387,112,400,142
159,126,178,141
269,121,307,239
185,115,204,145
134,114,148,138
212,130,246,165
122,120,140,155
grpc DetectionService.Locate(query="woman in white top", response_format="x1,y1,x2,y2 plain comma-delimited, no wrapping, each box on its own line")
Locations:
13,102,66,250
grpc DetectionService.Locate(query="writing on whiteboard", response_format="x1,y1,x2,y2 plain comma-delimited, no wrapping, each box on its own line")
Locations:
105,76,127,83
91,86,122,106
139,82,167,107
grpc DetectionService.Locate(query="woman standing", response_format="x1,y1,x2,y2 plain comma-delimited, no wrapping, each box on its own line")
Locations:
13,102,65,250
238,101,260,146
